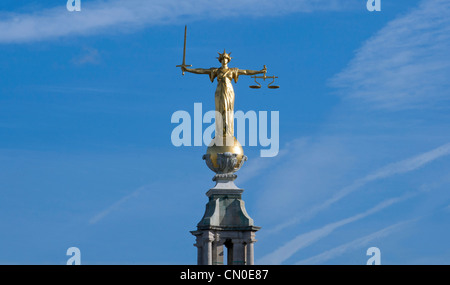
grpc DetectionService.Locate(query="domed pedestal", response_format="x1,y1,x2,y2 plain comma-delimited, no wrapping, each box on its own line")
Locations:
193,135,259,265
202,136,247,183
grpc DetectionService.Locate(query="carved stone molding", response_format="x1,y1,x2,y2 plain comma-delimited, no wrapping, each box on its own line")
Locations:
203,152,248,175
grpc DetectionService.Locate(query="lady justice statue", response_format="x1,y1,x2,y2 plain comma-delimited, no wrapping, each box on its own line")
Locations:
181,50,266,140
177,26,275,177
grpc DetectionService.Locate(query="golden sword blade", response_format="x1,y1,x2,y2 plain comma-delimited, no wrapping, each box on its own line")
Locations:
176,25,192,75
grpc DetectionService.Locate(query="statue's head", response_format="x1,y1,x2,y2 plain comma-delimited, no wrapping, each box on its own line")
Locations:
217,49,232,64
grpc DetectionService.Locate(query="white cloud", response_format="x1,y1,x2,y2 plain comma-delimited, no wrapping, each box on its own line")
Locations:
330,0,450,110
89,184,149,225
252,136,359,225
237,138,302,184
0,0,357,43
266,141,450,234
295,219,413,265
72,47,100,65
257,194,413,265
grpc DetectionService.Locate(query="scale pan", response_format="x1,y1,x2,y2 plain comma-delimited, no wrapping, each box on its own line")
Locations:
268,85,280,89
249,85,261,89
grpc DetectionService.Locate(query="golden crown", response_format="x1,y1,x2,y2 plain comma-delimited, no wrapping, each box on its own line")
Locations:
217,49,232,62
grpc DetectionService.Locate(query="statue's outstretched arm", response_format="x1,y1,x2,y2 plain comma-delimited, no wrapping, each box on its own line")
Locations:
182,67,211,75
238,65,267,76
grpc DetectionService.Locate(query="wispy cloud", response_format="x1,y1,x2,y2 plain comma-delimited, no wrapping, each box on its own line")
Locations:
89,184,150,225
267,142,450,234
330,0,450,110
38,86,114,94
72,47,100,65
0,0,357,43
237,139,299,184
295,219,414,265
257,193,413,265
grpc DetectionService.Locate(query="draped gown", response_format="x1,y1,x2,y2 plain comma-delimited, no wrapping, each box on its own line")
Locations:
208,67,240,138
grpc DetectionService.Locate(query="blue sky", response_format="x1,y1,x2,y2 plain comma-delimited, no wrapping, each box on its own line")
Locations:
0,0,450,264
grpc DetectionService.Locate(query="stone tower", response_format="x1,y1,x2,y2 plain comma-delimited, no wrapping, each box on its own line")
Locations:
191,147,260,265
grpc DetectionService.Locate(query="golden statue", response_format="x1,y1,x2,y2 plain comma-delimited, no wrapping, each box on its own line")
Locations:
181,50,266,138
176,26,277,174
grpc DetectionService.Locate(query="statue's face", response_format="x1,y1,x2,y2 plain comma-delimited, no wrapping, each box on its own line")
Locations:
221,58,229,66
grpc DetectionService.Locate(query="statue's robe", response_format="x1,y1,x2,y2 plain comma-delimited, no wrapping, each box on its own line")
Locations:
208,67,240,138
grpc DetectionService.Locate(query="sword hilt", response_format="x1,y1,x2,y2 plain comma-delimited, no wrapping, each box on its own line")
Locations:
176,64,192,76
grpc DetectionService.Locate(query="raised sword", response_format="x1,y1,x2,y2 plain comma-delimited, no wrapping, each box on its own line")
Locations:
176,25,192,75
